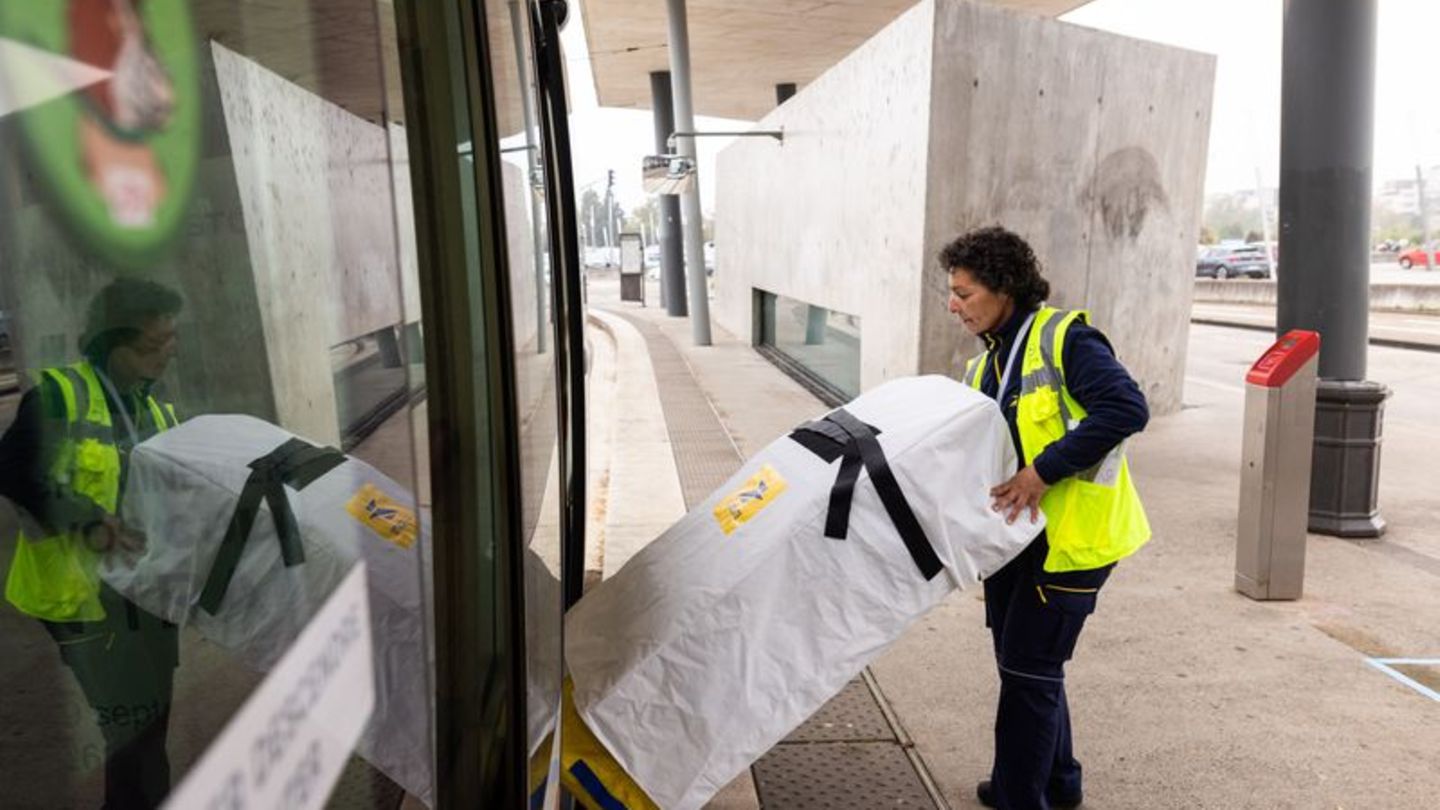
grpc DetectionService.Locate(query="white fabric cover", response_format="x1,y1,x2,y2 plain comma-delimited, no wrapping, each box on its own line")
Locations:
565,375,1044,810
101,414,433,805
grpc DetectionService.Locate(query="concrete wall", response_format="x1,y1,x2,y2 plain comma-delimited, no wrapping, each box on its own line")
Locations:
919,2,1214,415
501,154,541,354
715,0,1215,415
0,51,278,423
1194,279,1440,315
214,43,420,444
715,1,935,389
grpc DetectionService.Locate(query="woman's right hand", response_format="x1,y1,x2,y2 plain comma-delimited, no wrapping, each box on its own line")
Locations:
85,515,145,553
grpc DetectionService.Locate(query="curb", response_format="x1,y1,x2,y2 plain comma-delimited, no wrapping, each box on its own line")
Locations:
1190,317,1438,353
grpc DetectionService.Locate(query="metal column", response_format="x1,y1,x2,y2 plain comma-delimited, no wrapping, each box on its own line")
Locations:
1277,0,1387,537
665,0,712,346
650,71,687,317
508,0,548,354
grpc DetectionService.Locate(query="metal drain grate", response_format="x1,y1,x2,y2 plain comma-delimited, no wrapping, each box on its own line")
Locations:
752,743,936,809
785,680,895,743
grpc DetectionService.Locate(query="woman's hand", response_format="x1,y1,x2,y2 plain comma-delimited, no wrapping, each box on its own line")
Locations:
990,466,1048,525
84,515,145,553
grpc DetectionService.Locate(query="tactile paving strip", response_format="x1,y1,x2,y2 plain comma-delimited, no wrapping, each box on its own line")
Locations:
751,742,936,809
605,309,745,507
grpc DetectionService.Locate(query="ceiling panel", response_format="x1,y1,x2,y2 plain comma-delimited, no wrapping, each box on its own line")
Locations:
578,0,1092,120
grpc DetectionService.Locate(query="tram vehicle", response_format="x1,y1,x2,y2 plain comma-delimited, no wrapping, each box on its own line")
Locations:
0,0,581,806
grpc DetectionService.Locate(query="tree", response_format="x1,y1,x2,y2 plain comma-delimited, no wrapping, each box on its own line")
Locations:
1198,226,1218,245
579,189,603,246
1203,194,1259,243
628,198,662,243
1371,202,1424,246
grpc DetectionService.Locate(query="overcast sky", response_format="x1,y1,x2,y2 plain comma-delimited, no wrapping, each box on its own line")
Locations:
559,0,1440,213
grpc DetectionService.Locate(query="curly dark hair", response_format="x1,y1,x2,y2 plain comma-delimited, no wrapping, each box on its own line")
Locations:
80,278,184,360
938,226,1050,311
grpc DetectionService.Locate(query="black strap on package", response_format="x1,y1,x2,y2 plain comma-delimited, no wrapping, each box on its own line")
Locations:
789,408,943,580
199,438,348,614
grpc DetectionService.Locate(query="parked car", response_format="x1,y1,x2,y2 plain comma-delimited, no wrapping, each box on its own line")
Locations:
1397,246,1439,269
1196,245,1272,279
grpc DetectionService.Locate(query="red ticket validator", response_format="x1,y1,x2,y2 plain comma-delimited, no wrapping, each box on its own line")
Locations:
1246,330,1321,388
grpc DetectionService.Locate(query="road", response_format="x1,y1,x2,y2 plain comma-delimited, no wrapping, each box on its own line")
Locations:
1181,321,1438,557
1191,303,1440,350
1367,262,1440,285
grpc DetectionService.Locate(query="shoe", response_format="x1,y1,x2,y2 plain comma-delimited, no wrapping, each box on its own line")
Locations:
976,780,1083,808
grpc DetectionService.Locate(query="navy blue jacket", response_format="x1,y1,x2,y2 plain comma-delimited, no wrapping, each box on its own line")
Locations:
975,307,1149,484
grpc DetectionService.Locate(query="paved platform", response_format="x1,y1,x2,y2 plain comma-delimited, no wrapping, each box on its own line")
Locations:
589,301,944,809
587,273,1440,809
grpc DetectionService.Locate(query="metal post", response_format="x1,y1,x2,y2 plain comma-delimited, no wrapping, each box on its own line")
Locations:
1277,0,1387,537
665,0,712,346
804,305,827,345
1416,165,1431,249
604,169,616,248
650,71,687,316
776,82,797,105
508,0,548,354
1254,167,1274,267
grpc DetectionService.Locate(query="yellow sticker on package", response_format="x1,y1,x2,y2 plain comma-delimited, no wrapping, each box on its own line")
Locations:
713,464,788,535
346,483,418,549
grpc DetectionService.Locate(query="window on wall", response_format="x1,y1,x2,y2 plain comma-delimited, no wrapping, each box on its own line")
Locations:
756,290,862,403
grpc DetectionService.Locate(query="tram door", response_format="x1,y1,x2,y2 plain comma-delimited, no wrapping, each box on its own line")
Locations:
0,0,581,807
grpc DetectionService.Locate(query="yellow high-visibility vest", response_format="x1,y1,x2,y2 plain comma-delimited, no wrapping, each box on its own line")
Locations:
964,307,1150,572
5,361,177,622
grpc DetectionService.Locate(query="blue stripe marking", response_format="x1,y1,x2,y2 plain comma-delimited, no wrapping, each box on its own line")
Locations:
569,760,630,810
1366,658,1440,703
530,783,547,810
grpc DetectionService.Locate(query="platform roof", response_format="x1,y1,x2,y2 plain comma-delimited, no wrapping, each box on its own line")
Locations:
577,0,1092,121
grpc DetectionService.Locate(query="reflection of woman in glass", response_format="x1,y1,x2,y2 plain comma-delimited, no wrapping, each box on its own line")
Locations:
69,0,175,228
0,280,183,809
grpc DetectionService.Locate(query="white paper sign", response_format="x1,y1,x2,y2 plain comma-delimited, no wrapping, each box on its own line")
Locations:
165,563,376,810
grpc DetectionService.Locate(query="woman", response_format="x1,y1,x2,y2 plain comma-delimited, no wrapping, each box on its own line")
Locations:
940,226,1151,810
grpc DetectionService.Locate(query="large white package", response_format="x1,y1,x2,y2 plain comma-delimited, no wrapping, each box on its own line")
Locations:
565,375,1044,810
101,414,433,805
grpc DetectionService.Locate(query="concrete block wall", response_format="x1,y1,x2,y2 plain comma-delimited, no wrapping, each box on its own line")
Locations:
714,1,936,388
215,42,418,444
1193,279,1440,315
0,50,278,425
919,3,1214,414
716,0,1215,415
3,41,436,446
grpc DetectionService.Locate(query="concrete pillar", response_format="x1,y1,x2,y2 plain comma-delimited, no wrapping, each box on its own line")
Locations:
804,305,827,345
376,325,403,368
665,0,712,346
650,71,687,317
1277,0,1387,537
776,82,797,105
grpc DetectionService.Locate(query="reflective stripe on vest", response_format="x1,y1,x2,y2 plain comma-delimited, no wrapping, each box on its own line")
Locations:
5,361,174,622
964,307,1151,572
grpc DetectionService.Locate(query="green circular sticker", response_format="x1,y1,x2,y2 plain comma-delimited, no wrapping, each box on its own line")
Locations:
0,0,200,269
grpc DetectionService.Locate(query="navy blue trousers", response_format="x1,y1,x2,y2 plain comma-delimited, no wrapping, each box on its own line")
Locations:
984,537,1112,810
44,585,178,810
